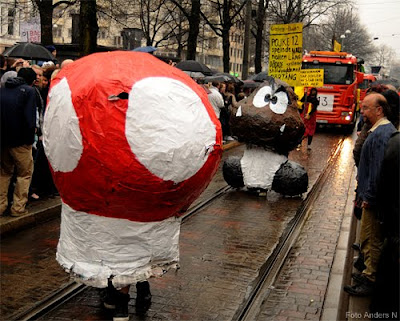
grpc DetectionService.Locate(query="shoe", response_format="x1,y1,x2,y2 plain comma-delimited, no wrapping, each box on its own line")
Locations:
352,243,361,252
113,292,130,321
353,255,366,272
103,280,117,310
307,145,311,150
136,281,152,315
50,192,60,198
10,210,28,217
344,280,374,296
351,272,370,284
224,136,235,141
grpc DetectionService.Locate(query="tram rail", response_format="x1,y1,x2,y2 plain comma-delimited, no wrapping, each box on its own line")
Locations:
234,138,344,321
9,137,346,321
10,185,234,321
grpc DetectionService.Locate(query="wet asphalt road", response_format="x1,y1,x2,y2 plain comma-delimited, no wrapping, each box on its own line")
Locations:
0,129,347,320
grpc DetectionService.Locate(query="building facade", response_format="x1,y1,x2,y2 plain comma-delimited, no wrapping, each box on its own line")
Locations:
1,0,249,77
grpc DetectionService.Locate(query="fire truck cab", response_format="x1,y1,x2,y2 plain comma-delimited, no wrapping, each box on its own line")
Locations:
302,51,364,131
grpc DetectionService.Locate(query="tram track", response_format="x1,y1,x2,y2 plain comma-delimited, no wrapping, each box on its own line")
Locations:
9,137,346,321
234,138,345,321
10,184,233,321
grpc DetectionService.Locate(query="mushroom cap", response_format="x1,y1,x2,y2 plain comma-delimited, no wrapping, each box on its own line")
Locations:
43,51,222,222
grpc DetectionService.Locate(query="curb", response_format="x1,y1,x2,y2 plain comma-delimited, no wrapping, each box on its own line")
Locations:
321,165,357,321
0,199,61,237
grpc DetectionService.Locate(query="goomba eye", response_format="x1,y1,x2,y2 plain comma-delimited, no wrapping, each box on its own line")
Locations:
269,91,289,114
253,85,273,108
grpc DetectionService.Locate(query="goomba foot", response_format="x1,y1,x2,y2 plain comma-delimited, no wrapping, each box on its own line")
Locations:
272,160,308,196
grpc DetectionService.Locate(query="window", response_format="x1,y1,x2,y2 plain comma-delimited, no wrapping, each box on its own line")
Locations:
53,26,62,37
302,62,354,84
98,27,107,39
8,8,15,35
114,36,122,46
209,38,218,49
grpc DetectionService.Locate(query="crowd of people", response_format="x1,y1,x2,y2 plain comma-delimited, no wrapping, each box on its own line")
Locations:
343,83,399,320
0,51,71,217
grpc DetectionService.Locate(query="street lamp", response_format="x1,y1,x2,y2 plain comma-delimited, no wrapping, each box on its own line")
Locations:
340,30,351,51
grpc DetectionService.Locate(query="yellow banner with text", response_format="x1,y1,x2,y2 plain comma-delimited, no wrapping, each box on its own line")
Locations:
269,23,303,87
300,69,324,87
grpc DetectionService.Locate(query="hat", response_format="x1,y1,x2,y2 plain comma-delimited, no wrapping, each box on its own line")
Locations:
17,67,37,86
0,71,17,88
46,45,56,52
42,61,55,68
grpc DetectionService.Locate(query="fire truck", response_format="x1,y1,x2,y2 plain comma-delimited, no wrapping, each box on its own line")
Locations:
358,73,377,102
302,51,364,131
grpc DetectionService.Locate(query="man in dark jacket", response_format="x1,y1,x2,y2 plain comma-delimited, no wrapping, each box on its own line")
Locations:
370,131,399,319
344,93,397,296
0,70,37,217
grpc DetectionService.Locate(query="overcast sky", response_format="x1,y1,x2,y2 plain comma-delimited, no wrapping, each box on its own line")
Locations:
354,0,400,61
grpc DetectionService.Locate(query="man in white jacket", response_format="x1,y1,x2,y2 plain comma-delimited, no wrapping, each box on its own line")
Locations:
208,81,224,119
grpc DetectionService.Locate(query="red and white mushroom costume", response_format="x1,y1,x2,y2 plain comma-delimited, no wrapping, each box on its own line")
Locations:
43,52,222,288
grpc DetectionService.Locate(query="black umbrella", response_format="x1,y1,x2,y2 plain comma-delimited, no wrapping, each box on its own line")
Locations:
182,71,205,79
176,60,213,76
213,72,243,84
251,71,272,82
242,79,260,89
3,42,55,61
203,74,231,83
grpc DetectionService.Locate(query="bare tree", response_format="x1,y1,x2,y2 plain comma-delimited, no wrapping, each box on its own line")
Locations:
161,4,188,58
302,7,375,60
201,0,248,72
79,0,98,55
138,0,179,46
372,45,395,67
169,0,201,60
252,0,269,73
268,0,346,27
31,0,77,45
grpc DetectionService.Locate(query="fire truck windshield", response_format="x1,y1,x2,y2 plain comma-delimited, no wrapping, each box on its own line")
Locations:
302,62,355,85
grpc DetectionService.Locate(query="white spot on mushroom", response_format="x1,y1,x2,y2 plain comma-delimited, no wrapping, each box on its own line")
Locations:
125,77,217,183
43,77,83,172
